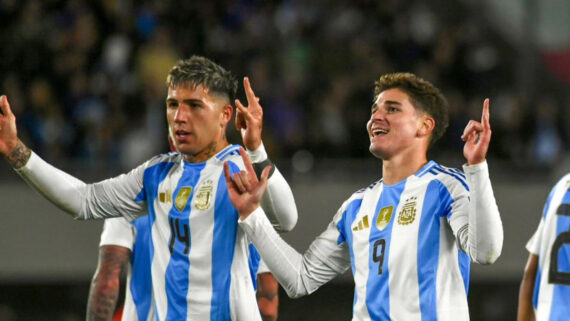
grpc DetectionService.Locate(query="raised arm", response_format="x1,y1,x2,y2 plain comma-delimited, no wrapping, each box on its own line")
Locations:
456,99,503,264
235,78,298,232
0,95,31,168
1,95,145,220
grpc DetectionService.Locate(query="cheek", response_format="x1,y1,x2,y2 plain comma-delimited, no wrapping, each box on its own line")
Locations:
366,119,372,132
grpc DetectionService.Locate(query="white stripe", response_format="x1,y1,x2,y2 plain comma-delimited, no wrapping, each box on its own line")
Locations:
388,179,423,321
436,217,469,321
186,161,218,319
152,163,183,320
230,229,262,321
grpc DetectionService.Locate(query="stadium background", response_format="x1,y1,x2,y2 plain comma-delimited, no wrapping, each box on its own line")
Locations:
0,0,568,320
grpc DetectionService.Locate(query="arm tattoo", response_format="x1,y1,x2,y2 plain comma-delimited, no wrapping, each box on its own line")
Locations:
7,140,31,169
86,246,131,321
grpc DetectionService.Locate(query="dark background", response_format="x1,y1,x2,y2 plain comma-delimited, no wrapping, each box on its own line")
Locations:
0,0,569,320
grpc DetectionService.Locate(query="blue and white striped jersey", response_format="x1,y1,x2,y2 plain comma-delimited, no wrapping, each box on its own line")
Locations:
240,160,502,321
18,143,297,321
87,144,265,320
100,217,154,321
527,173,570,321
335,160,472,320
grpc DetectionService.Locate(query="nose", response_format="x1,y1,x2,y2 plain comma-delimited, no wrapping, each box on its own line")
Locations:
174,105,189,123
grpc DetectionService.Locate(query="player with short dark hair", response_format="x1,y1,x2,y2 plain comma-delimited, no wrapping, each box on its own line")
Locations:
0,55,297,321
224,72,503,320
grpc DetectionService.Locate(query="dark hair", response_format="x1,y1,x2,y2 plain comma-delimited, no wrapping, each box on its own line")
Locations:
374,72,449,147
166,55,238,103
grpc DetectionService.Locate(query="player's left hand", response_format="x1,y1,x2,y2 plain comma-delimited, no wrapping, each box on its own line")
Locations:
224,148,272,219
235,77,263,151
462,98,492,165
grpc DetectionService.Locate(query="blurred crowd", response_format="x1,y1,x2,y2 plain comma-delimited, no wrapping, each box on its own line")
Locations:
1,0,568,173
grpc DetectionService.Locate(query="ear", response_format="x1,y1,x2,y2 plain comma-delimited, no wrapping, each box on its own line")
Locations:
417,115,435,138
220,104,233,126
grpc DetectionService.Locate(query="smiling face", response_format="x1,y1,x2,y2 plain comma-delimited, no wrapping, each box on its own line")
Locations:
366,88,434,160
166,83,232,163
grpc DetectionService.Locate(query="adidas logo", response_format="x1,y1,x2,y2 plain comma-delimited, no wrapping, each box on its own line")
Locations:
352,215,370,231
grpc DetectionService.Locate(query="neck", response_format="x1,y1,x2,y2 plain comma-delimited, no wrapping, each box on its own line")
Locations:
381,148,428,185
183,140,229,163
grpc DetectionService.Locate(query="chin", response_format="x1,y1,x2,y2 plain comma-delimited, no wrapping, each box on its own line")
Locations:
369,146,387,160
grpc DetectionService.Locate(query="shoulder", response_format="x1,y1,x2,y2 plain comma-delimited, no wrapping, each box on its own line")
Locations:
417,161,469,192
144,152,182,167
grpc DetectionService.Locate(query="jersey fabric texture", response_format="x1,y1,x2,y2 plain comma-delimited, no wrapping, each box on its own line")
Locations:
90,144,262,321
239,160,502,321
527,173,570,321
332,160,471,320
100,217,154,321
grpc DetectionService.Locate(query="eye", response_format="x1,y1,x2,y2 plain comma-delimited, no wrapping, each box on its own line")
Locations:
167,101,178,109
387,106,399,113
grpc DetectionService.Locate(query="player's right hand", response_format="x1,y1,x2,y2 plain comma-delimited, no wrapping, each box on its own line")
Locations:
0,95,20,158
224,148,271,220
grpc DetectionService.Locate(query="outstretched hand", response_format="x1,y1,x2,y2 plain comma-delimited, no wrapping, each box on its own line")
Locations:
235,77,263,151
0,95,19,158
224,148,272,220
461,98,492,165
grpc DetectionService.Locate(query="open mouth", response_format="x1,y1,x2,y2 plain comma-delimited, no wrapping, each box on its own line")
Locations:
372,129,388,137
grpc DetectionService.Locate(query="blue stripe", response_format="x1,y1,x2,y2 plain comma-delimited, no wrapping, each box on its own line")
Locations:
366,179,406,319
130,217,153,320
550,213,570,320
433,165,469,191
458,250,471,293
216,145,240,161
542,185,558,219
533,265,542,309
210,161,240,321
416,180,444,320
165,162,205,321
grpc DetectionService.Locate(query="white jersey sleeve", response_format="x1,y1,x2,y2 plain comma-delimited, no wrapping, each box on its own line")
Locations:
239,204,351,298
450,161,503,264
247,143,298,232
15,151,156,221
99,217,136,250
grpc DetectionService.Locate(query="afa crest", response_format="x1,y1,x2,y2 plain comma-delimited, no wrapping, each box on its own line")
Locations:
397,196,417,225
195,180,213,210
376,206,393,231
174,187,192,212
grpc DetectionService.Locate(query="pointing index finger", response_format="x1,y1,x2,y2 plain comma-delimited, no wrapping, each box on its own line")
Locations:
0,95,13,116
482,98,490,129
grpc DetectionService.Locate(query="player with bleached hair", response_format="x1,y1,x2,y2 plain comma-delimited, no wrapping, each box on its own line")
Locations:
0,55,297,321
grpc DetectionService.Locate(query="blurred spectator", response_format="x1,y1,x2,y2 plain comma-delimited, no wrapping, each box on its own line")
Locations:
0,0,567,174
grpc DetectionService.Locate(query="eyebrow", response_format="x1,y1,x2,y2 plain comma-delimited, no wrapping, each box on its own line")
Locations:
371,100,402,110
165,98,204,105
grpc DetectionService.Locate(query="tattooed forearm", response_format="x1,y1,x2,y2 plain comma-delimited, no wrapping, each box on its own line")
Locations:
6,140,31,169
86,246,130,321
86,291,119,321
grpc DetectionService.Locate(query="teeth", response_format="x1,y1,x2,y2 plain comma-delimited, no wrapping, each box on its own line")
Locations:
373,129,387,136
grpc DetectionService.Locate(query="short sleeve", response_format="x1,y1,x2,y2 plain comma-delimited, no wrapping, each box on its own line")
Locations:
99,217,136,250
